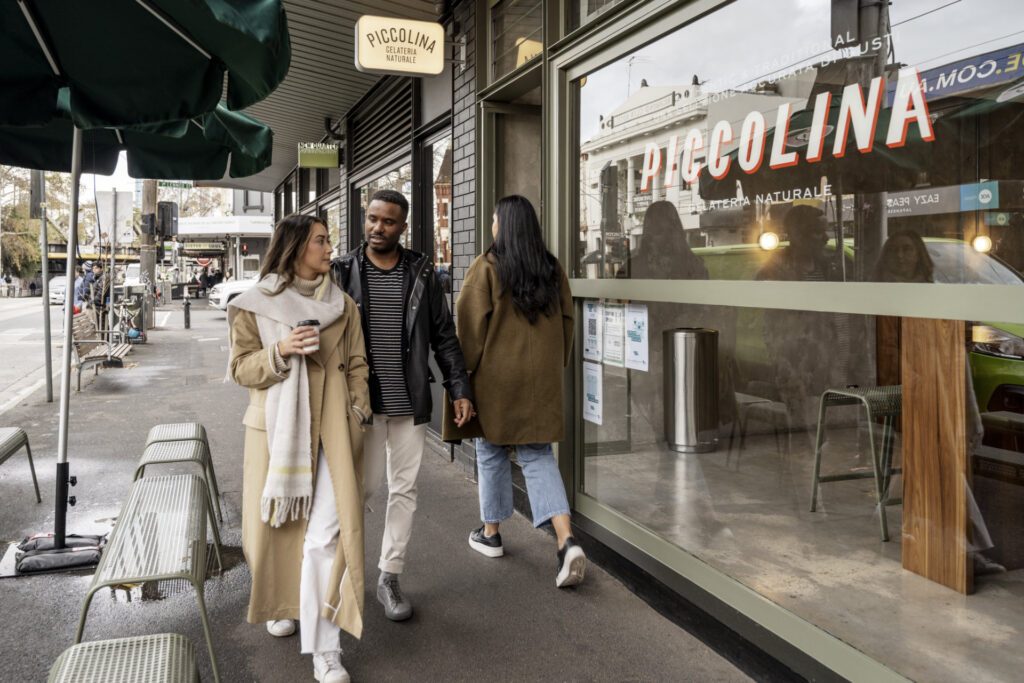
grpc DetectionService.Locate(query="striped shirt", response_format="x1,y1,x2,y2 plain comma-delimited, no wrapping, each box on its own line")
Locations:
365,259,413,416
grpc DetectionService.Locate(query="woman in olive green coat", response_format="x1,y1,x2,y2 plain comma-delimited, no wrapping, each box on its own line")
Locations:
444,195,585,588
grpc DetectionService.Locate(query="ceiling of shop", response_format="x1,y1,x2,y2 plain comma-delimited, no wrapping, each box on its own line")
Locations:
220,0,440,192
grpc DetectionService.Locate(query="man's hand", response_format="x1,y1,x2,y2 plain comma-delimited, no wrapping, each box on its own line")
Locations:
452,398,475,427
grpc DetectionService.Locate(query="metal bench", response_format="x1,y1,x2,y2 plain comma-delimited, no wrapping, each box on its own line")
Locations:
135,440,223,523
809,386,903,542
48,633,198,683
75,475,222,682
71,311,131,391
0,427,42,503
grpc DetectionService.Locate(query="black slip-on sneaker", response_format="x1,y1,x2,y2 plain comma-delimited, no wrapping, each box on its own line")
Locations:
556,537,586,588
468,526,504,558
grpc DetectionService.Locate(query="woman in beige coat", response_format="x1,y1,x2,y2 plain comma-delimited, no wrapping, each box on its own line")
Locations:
229,214,370,683
445,195,585,588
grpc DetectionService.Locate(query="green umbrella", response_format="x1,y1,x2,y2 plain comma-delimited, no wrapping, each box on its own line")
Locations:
0,106,273,179
1,0,290,127
0,99,274,180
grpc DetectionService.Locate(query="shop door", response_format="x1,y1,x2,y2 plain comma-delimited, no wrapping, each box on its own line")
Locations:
481,99,542,244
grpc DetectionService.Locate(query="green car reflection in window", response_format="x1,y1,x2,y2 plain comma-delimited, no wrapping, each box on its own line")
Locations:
688,238,1024,414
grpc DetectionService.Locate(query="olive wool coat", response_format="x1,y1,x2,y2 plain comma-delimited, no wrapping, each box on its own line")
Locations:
229,293,370,639
443,253,574,445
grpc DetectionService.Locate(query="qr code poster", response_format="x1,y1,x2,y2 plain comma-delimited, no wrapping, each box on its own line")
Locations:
583,300,603,362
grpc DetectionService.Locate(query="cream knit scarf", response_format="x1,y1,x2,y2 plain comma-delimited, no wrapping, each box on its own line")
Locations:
227,274,344,527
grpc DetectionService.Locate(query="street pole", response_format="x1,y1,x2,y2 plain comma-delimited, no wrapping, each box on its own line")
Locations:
39,201,53,402
109,188,117,343
141,179,158,329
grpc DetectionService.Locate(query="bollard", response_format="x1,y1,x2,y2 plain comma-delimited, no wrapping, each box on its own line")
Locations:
183,297,191,329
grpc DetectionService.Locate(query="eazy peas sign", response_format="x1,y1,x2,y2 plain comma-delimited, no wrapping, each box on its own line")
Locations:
355,16,444,76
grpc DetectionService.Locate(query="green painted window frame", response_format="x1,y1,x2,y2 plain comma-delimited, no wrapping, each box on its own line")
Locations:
540,0,1016,679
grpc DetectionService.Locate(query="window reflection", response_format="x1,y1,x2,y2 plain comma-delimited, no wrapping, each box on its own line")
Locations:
359,163,414,248
577,0,1024,285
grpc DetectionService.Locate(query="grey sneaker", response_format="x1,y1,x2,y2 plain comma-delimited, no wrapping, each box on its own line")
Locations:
377,572,413,621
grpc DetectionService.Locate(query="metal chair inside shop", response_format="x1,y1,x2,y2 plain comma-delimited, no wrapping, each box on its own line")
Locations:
727,381,793,469
809,385,903,541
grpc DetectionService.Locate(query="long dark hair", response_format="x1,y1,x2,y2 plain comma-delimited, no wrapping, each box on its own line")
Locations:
260,213,325,294
487,195,560,324
875,228,934,283
630,200,708,280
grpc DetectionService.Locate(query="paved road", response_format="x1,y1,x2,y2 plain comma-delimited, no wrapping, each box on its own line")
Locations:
0,298,64,414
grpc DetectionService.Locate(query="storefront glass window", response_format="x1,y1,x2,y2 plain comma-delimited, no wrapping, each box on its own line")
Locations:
491,0,543,82
358,163,414,249
575,2,1024,680
568,0,633,31
325,202,341,257
431,136,453,292
575,0,1024,285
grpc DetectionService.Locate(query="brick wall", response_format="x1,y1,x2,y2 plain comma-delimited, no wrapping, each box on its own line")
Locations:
450,0,477,301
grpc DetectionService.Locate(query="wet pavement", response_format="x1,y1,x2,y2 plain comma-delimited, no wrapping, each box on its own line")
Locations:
0,303,750,682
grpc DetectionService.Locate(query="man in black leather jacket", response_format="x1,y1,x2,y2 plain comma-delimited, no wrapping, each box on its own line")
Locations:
331,189,473,623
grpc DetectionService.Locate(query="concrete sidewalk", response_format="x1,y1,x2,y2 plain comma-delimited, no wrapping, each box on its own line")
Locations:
0,305,752,682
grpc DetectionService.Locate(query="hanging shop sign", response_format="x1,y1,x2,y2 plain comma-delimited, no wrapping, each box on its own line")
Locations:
639,67,935,193
298,143,340,168
354,15,444,77
181,241,225,255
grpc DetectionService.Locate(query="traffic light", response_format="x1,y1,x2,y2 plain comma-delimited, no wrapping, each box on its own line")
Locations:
241,242,249,256
156,201,178,237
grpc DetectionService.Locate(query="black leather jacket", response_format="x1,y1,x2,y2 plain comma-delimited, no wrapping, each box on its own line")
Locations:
331,245,473,425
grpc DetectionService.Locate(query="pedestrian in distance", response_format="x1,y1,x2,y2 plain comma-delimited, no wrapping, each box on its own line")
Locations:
72,266,85,309
228,213,371,683
331,189,475,622
444,194,586,588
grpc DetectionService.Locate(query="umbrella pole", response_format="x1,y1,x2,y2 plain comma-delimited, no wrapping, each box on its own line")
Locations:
54,127,82,550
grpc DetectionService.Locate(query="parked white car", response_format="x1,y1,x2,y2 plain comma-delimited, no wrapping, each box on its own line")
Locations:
208,277,256,311
48,275,67,305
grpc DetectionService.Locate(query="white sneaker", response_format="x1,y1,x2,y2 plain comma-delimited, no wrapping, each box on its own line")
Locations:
313,651,350,683
265,619,296,637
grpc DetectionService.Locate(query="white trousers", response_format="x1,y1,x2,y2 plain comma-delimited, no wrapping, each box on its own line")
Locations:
299,450,341,654
363,414,427,574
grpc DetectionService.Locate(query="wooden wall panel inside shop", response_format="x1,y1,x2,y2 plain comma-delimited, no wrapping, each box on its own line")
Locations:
901,317,972,594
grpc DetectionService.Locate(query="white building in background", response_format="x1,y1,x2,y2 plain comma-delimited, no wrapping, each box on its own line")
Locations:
177,215,273,280
231,189,274,216
580,72,813,255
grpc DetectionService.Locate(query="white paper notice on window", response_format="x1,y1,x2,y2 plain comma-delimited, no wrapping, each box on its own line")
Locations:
583,361,603,425
603,303,625,367
583,300,603,362
625,304,649,372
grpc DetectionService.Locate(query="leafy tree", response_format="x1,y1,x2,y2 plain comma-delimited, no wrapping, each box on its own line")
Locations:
1,165,93,278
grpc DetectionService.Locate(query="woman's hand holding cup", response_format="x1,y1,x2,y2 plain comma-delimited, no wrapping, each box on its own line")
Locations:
278,323,319,357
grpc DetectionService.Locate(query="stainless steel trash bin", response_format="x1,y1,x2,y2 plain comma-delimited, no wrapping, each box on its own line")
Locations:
664,328,719,453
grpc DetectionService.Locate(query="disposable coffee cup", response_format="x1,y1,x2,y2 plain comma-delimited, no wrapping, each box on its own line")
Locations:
297,319,320,353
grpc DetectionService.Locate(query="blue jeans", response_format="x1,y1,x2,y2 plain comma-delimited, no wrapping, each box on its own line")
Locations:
475,438,571,528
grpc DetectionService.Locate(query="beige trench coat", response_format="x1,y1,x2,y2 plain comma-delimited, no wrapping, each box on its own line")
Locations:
229,294,370,639
442,254,574,445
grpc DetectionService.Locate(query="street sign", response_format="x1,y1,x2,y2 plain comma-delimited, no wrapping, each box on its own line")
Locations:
157,180,193,189
298,142,340,168
195,257,212,267
95,190,135,245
